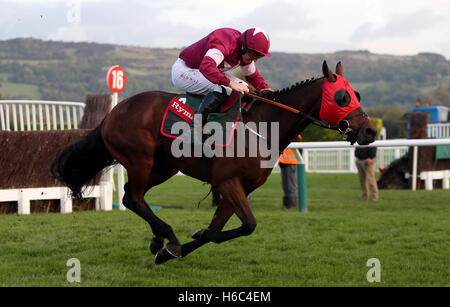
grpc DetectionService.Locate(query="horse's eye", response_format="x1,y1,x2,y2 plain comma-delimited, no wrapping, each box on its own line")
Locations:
334,89,350,107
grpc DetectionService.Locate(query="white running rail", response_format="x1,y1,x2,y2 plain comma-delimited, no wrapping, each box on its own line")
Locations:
301,147,409,173
288,138,450,191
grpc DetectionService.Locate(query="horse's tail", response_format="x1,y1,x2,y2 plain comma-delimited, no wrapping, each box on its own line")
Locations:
50,121,115,199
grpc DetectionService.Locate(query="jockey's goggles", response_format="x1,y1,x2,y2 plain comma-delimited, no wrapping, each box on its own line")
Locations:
248,50,265,61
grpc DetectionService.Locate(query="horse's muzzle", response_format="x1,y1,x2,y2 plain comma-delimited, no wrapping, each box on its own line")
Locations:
355,126,377,145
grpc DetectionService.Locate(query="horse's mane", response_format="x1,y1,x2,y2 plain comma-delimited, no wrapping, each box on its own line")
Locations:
262,77,322,99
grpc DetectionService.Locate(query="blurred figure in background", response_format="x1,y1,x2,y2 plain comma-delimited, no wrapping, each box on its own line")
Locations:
279,135,302,209
355,147,379,201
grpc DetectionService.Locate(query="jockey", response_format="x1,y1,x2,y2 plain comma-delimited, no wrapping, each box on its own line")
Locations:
171,27,273,125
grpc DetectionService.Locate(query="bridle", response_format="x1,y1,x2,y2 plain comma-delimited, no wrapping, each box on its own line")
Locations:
337,111,368,145
244,91,368,145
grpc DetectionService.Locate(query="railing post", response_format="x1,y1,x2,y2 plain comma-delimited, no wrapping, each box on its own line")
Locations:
0,104,5,130
303,150,309,172
412,146,418,191
295,150,308,212
18,190,31,215
443,171,450,189
60,188,73,214
349,148,357,173
109,93,127,210
118,166,126,210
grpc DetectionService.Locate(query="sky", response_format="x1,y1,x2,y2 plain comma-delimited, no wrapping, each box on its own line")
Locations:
1,0,449,59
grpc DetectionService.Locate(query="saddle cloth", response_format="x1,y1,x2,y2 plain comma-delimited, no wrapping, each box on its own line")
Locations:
160,92,244,146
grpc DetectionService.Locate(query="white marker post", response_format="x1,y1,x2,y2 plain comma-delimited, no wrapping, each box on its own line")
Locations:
106,66,127,210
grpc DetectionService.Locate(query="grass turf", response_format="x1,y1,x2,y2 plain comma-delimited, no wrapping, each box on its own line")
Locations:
0,173,448,286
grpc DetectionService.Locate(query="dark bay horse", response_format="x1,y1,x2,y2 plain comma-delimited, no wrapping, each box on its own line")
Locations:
51,61,376,264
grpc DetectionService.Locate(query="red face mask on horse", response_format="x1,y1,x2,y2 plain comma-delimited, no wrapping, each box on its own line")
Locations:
320,74,361,126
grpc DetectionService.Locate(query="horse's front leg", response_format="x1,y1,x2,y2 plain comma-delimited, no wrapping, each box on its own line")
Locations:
155,194,235,264
189,178,256,253
203,177,257,242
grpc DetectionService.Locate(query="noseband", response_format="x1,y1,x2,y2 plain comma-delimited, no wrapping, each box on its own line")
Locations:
336,112,368,145
295,108,368,145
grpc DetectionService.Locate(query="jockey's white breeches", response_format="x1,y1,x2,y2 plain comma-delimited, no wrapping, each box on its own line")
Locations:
171,58,246,96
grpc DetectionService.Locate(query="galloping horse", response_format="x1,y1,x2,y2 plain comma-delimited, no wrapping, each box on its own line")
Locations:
51,61,376,264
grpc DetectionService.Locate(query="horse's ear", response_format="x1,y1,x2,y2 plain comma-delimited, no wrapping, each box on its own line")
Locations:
336,61,343,76
322,61,336,82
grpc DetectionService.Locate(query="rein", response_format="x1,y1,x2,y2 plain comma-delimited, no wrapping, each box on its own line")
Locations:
244,91,365,130
244,91,302,115
244,85,334,128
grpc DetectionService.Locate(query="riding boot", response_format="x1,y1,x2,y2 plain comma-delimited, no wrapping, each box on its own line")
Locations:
188,89,228,144
197,89,228,120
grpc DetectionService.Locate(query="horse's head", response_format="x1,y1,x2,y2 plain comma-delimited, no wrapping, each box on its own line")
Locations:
320,61,377,145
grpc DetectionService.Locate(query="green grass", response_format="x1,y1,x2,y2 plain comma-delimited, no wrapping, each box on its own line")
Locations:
0,73,12,80
0,71,42,99
0,81,42,100
0,173,449,286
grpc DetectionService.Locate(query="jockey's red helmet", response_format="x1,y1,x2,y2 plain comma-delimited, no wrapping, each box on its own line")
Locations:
242,27,272,57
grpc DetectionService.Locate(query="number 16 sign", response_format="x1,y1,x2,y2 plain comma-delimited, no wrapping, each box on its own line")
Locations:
106,65,126,93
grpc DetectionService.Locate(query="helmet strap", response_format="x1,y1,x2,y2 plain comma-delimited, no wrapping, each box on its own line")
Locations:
241,30,248,56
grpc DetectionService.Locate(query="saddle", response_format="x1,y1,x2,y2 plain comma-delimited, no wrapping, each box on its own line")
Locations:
160,91,245,146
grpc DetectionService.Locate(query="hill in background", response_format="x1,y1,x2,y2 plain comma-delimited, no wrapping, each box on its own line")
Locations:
0,37,449,112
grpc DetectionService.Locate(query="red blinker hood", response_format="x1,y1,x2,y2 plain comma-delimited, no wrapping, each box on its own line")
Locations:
320,74,361,125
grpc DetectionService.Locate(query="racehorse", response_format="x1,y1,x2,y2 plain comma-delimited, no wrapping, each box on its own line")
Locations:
51,61,377,264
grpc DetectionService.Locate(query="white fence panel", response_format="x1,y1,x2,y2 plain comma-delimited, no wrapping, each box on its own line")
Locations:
303,147,409,173
419,170,450,191
0,100,85,131
427,123,450,138
0,99,116,215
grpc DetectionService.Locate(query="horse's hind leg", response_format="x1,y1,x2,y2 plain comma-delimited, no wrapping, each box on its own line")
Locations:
123,162,182,258
122,182,163,254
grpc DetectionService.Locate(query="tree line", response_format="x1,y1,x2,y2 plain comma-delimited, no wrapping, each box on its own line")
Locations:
1,38,449,138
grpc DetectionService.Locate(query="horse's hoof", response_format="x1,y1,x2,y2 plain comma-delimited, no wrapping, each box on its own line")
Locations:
155,248,177,265
166,243,182,258
149,237,164,255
